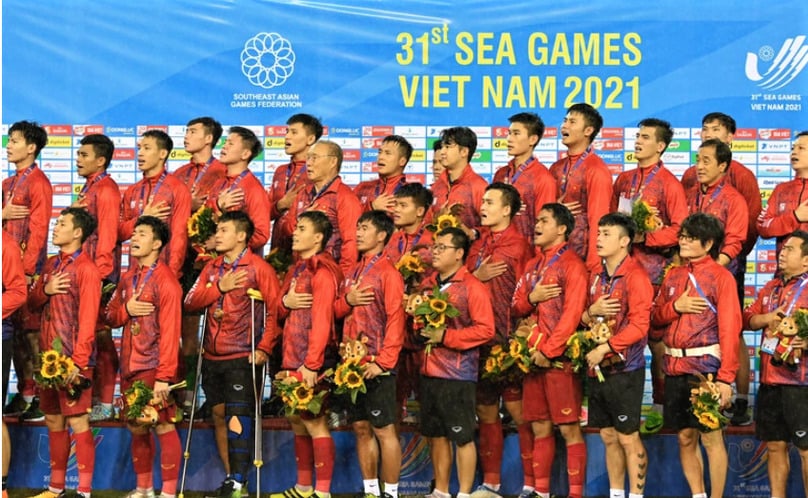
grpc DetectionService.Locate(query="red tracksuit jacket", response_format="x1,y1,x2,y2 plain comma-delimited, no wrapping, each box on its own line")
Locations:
430,166,488,231
269,159,310,252
206,169,271,251
78,171,122,282
2,230,27,320
354,174,408,214
492,157,556,241
173,157,227,204
757,177,808,258
2,164,53,276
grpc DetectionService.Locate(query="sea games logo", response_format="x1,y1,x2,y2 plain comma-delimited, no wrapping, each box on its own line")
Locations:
232,32,302,109
746,35,805,113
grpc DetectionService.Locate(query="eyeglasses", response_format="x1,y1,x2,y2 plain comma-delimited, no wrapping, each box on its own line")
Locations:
678,234,697,242
307,153,336,162
431,243,460,253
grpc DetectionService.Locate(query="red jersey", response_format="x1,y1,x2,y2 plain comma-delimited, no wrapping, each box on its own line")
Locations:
206,169,271,251
512,243,588,359
287,176,363,275
757,177,808,258
743,273,808,386
353,174,408,214
2,164,53,276
119,169,191,276
651,256,740,384
585,255,652,373
682,160,761,257
273,254,343,372
611,162,688,285
430,166,488,230
2,230,27,320
549,149,613,268
172,157,227,203
29,250,101,369
105,261,183,382
418,266,495,382
466,223,532,343
384,222,434,265
685,179,748,272
78,171,122,282
184,250,280,361
492,157,556,240
269,160,311,252
334,252,406,371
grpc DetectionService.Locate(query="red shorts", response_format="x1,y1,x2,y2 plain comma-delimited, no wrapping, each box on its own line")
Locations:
40,367,94,417
121,370,179,425
522,364,582,425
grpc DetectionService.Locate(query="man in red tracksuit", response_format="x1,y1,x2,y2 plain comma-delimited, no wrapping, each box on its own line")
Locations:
269,114,322,254
511,203,588,498
744,230,808,498
285,140,363,275
264,211,343,498
465,183,532,498
354,135,411,214
207,127,271,252
757,131,808,258
384,183,434,421
549,103,613,269
74,133,122,422
28,207,101,498
612,118,688,422
682,113,761,426
334,210,405,498
430,127,487,238
106,216,183,498
419,226,494,498
184,211,280,498
2,120,52,420
581,213,652,498
120,130,191,276
652,212,740,498
492,112,555,241
175,117,226,211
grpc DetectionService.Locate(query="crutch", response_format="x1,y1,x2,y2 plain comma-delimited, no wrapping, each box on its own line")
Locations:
248,289,266,498
178,309,207,498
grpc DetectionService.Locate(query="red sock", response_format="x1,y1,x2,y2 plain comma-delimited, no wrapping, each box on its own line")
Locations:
311,436,335,494
49,429,71,490
22,379,36,397
95,333,119,404
158,430,182,496
517,423,534,485
566,442,586,498
73,430,95,494
478,421,503,484
531,435,554,493
131,433,154,489
294,435,314,487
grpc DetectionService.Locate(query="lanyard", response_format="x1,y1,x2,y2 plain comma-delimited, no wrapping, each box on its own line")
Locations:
54,250,82,274
131,261,158,296
397,225,426,255
474,230,502,270
782,274,808,316
687,272,717,314
507,156,535,185
374,176,406,198
4,165,36,204
137,171,167,215
592,257,627,297
308,176,338,208
629,162,661,200
186,156,214,194
530,246,568,287
695,182,724,211
351,253,382,282
284,160,307,193
79,172,109,198
216,248,248,311
559,147,591,196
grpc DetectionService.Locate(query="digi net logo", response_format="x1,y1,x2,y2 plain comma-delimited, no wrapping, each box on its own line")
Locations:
745,35,808,90
241,32,296,89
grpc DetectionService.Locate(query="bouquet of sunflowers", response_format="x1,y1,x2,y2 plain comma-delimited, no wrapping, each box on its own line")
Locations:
272,370,332,416
483,318,541,381
407,285,460,354
631,199,662,235
565,329,597,373
35,338,91,399
123,380,186,425
187,205,217,245
265,248,294,280
689,373,729,431
396,250,428,288
426,203,464,232
333,362,367,404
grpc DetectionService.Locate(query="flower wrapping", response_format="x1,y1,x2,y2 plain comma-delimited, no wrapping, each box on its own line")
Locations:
689,373,729,431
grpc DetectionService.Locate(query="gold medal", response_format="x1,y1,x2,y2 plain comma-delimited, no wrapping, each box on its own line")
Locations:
131,322,141,336
213,308,224,321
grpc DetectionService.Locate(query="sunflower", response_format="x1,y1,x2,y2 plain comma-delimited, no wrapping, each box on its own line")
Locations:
187,216,200,237
426,313,446,328
509,339,524,356
435,213,459,230
405,257,425,273
484,356,498,373
698,412,720,431
293,384,313,405
334,364,347,386
490,344,503,356
42,350,60,364
429,298,448,313
59,356,75,373
41,362,60,379
570,341,581,359
517,359,532,373
344,370,364,389
126,392,139,406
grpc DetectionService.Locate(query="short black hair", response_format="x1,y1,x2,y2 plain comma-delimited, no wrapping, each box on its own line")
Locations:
134,216,171,253
395,183,433,211
638,118,674,152
79,134,115,169
382,135,414,163
436,226,471,263
788,230,808,257
567,103,603,142
796,130,808,139
679,212,725,260
9,121,48,158
287,114,324,141
440,127,478,161
598,212,636,248
228,126,263,162
699,138,732,169
187,117,223,147
218,210,255,243
509,112,545,146
540,202,575,241
485,182,521,219
358,210,395,246
142,129,173,160
298,210,333,253
702,112,737,135
61,207,97,243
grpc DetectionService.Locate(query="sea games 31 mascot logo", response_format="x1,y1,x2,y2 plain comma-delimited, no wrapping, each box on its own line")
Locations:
745,35,807,90
241,32,296,88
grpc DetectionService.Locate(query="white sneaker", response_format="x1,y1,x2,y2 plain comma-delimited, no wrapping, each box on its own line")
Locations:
469,485,502,498
124,489,155,498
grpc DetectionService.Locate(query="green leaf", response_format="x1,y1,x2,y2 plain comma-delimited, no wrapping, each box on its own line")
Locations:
52,337,64,354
